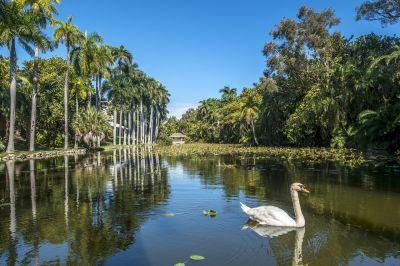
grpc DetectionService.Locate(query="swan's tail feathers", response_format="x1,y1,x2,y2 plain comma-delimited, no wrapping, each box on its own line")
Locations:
240,202,251,215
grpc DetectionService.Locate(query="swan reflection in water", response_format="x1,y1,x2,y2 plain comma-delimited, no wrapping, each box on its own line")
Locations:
243,220,305,266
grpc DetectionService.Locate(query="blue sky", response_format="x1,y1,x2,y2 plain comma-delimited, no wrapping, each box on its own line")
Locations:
7,0,400,117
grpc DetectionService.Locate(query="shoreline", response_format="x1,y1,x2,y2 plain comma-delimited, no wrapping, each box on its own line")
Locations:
1,144,398,167
0,148,87,162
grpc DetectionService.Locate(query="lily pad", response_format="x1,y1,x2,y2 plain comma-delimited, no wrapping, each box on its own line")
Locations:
203,209,217,217
163,213,175,217
174,263,185,266
190,255,205,261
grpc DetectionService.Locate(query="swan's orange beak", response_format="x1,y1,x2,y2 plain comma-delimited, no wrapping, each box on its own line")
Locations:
301,187,310,194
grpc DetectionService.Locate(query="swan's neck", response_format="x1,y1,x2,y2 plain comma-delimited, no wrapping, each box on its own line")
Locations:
291,190,305,227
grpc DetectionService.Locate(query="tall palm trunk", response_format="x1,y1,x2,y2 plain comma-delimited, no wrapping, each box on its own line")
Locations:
98,73,103,109
131,108,135,145
123,111,127,145
74,93,79,148
118,111,122,146
122,113,127,146
6,38,17,153
87,90,91,108
136,109,139,145
29,46,39,151
140,98,144,144
154,111,160,144
148,105,153,144
113,109,117,146
64,44,71,150
95,74,99,109
251,120,259,146
128,111,131,146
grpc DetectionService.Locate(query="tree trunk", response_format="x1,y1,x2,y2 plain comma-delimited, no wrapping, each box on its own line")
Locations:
113,109,117,146
6,38,17,153
29,46,39,151
98,73,103,109
251,120,259,146
74,93,79,149
136,109,139,145
95,74,99,109
131,107,136,145
119,111,122,146
128,111,131,146
140,99,144,144
154,111,159,143
148,105,153,144
123,111,127,146
87,90,91,108
64,44,70,150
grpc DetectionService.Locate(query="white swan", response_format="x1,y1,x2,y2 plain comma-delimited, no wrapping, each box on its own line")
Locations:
240,182,310,227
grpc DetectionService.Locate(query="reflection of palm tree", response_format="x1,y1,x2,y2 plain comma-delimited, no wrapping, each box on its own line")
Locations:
29,159,39,266
6,160,17,264
243,221,305,265
30,160,37,221
64,156,69,228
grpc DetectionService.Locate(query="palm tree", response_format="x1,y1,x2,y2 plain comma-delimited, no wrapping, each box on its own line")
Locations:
241,96,259,146
53,16,83,149
111,45,132,73
93,44,113,109
21,0,60,152
0,0,40,153
153,84,169,143
71,31,102,108
71,76,92,148
220,86,237,103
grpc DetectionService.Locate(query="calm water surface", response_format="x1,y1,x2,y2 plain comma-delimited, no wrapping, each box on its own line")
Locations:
0,148,399,265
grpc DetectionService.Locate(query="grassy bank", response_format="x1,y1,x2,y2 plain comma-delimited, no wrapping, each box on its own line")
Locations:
155,143,366,166
0,148,86,161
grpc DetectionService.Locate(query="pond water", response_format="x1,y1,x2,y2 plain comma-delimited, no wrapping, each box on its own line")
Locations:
0,148,399,265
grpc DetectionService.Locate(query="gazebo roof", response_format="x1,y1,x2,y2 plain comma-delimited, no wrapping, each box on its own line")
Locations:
170,133,186,138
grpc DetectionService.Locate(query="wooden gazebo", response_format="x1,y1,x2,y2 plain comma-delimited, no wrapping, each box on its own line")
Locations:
170,133,186,145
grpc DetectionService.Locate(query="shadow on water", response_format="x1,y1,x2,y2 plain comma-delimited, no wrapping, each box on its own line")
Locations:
0,150,399,265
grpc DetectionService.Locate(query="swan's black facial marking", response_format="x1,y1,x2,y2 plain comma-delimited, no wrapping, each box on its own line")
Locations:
300,184,310,194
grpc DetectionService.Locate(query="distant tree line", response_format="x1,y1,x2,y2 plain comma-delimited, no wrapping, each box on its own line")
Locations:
162,1,400,153
0,0,169,152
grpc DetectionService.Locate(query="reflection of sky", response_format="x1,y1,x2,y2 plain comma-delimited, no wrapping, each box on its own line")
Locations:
38,243,69,264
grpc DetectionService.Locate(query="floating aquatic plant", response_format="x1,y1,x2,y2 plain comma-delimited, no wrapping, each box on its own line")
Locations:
174,254,206,265
190,255,205,261
203,209,217,217
163,213,176,217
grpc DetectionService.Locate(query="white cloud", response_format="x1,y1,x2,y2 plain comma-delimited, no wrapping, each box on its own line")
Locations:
168,103,198,119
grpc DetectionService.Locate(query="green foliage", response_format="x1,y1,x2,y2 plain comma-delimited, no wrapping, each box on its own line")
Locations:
0,138,5,151
20,56,70,147
164,7,400,154
72,107,111,149
356,0,400,25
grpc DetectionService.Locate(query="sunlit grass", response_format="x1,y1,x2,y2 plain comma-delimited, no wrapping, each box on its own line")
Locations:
155,143,365,166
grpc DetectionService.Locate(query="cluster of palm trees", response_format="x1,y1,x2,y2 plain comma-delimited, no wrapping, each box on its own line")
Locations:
106,63,170,147
0,0,169,153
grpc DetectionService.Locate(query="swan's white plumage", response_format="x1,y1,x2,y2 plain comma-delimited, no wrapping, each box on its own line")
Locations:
240,182,308,227
241,203,297,227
